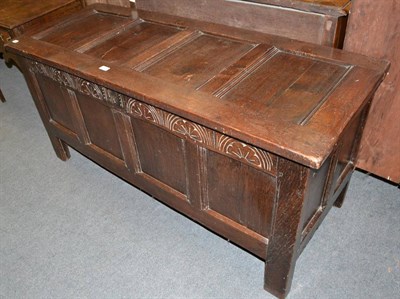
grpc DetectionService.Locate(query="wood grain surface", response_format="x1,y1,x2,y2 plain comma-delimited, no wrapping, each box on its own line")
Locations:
6,4,388,168
3,4,389,297
136,0,348,47
344,0,400,183
243,0,351,15
0,0,78,28
85,0,130,7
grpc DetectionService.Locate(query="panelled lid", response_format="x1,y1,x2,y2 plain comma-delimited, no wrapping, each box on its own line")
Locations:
5,5,388,169
0,0,78,29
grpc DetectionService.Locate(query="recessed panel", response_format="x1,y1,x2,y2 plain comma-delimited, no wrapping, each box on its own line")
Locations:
222,52,313,104
76,93,123,159
37,75,75,132
266,60,349,124
40,13,129,49
84,21,182,62
302,156,332,230
222,52,348,124
332,112,362,190
143,34,254,89
132,118,187,194
206,150,276,237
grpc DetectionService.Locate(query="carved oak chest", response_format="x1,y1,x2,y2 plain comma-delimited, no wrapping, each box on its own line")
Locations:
4,2,388,298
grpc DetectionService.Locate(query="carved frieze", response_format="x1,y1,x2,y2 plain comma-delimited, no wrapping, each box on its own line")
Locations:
126,98,215,147
29,61,276,174
216,134,274,171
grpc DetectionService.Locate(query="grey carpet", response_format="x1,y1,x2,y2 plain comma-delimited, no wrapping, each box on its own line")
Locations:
1,60,399,299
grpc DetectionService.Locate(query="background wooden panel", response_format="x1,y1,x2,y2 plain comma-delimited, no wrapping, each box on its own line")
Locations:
136,0,344,47
243,0,351,16
85,0,130,7
344,0,400,183
0,0,79,28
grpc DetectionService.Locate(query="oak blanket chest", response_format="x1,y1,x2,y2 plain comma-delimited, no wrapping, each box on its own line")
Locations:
5,2,388,298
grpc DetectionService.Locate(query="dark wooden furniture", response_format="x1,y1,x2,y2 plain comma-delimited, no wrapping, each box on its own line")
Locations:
5,2,388,298
0,0,83,102
344,0,400,183
138,0,350,48
85,0,131,7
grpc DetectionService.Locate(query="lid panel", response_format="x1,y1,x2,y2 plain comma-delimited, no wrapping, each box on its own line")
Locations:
222,54,349,124
40,12,129,49
142,34,254,89
84,21,182,62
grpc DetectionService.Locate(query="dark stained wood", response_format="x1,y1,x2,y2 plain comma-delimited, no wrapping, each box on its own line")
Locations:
85,0,130,8
330,109,365,192
0,34,11,100
133,9,383,73
264,159,309,298
0,86,5,103
0,0,81,29
65,89,91,145
136,0,349,47
199,43,274,94
112,110,141,173
344,0,400,183
182,141,203,208
243,0,351,15
143,34,254,89
77,93,125,160
75,18,142,53
40,13,131,50
206,151,276,237
18,60,72,162
36,75,77,131
7,39,385,169
0,0,83,102
217,51,352,125
4,3,388,298
301,156,332,230
334,182,349,208
84,21,182,60
132,118,188,194
128,30,201,71
81,1,133,17
299,103,372,252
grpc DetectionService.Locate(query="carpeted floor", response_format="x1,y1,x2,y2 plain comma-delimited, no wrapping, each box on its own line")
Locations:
1,61,399,299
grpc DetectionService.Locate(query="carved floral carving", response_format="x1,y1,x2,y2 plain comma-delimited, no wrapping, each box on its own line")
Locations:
216,134,274,171
126,98,215,147
166,116,214,146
